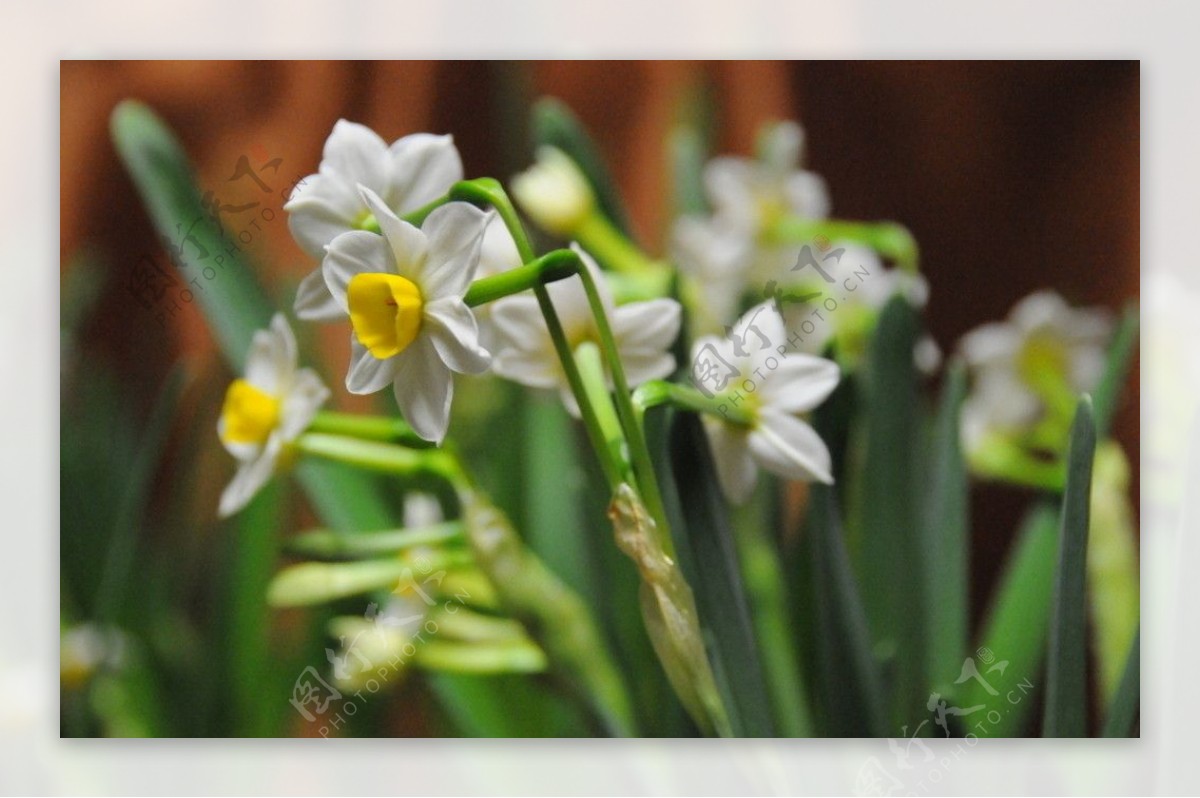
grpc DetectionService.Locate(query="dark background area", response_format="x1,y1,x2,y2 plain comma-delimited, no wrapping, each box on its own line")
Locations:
60,59,1139,653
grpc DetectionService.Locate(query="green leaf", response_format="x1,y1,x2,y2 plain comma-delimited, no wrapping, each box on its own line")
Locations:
806,484,887,737
1044,396,1097,737
532,97,633,237
959,502,1058,735
666,412,777,737
922,360,970,688
1101,626,1140,737
1092,303,1138,440
859,296,926,725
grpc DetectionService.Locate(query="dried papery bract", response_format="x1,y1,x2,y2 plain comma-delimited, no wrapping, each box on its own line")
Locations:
609,484,730,737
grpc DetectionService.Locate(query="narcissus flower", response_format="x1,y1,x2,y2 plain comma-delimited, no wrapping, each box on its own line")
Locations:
704,121,829,237
958,290,1112,457
218,314,329,517
692,302,840,503
323,187,492,443
490,245,681,416
287,121,464,321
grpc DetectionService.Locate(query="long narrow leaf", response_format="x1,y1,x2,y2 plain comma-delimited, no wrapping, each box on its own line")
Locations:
922,360,970,689
666,412,777,736
807,484,887,737
1044,396,1097,737
859,296,925,725
1092,304,1138,440
958,502,1058,735
1101,626,1140,737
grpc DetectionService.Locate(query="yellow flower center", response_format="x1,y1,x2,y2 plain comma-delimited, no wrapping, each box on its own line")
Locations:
347,273,424,359
1017,334,1069,386
220,379,281,445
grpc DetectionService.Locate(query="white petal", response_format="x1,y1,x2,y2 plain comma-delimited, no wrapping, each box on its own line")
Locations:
285,184,360,260
322,120,390,196
392,336,454,443
244,314,296,393
358,186,428,281
388,133,463,212
424,297,491,374
419,203,490,300
345,338,400,395
621,351,677,386
702,416,758,504
493,347,560,390
1010,290,1074,335
757,353,840,414
477,215,522,278
784,171,830,220
703,158,759,230
218,438,282,518
749,408,834,484
760,121,804,173
294,268,344,322
958,322,1020,366
323,230,394,311
611,298,682,356
279,368,331,440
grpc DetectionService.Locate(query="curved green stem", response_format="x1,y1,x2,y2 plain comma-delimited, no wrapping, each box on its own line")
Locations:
294,432,468,489
576,211,667,276
632,380,755,427
308,411,432,447
574,341,632,482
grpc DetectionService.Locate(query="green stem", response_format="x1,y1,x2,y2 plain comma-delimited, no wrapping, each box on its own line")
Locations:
574,341,632,482
294,433,467,488
766,216,920,274
451,178,624,491
308,411,431,447
574,263,673,556
632,380,755,427
464,249,579,307
286,522,466,561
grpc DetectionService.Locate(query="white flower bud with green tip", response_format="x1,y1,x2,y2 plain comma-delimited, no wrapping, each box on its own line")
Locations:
511,146,596,237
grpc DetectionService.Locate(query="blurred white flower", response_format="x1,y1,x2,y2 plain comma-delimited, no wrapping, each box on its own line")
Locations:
779,243,939,371
511,146,595,237
490,245,681,416
671,216,753,335
323,187,492,443
958,290,1112,454
218,314,329,517
287,121,463,321
703,121,829,236
693,302,840,503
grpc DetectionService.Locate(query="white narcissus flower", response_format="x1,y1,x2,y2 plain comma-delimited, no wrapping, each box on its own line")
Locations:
287,121,464,322
490,245,682,416
704,121,830,237
218,314,330,517
671,216,754,335
693,302,840,503
511,146,595,237
323,187,492,444
958,290,1112,453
